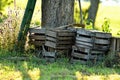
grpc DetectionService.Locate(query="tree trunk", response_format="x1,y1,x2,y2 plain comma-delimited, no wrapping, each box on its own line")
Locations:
87,0,100,27
42,0,74,28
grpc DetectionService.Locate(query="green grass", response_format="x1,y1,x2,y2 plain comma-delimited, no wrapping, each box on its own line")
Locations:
0,51,120,80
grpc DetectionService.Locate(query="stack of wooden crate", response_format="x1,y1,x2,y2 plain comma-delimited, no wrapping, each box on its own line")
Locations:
45,28,76,57
71,28,112,64
28,27,46,49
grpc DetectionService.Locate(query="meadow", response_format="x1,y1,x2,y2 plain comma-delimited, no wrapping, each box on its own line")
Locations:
0,0,120,80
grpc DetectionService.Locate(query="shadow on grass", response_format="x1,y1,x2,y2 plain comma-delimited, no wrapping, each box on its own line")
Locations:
0,50,120,80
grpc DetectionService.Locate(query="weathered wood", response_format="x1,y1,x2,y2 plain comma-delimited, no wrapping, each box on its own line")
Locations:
29,34,45,40
77,29,112,38
95,38,110,45
110,37,120,52
76,36,92,43
42,52,56,57
46,36,74,42
46,29,75,37
46,30,57,38
45,41,72,49
72,52,89,59
76,40,93,47
29,27,46,34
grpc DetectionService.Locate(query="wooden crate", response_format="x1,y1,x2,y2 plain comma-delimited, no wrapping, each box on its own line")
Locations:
71,46,104,64
45,29,75,50
28,27,46,47
110,37,120,53
76,29,111,51
71,29,112,64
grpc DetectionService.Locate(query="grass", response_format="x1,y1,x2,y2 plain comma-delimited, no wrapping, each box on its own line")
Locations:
0,50,120,80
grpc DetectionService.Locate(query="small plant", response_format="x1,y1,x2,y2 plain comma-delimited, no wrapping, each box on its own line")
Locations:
101,18,111,33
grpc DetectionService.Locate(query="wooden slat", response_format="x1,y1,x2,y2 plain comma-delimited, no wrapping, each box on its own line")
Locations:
94,32,111,39
77,29,112,38
43,52,56,57
29,35,45,40
95,38,110,45
72,52,89,59
45,41,56,48
46,36,74,42
77,29,92,37
57,32,75,37
46,36,57,42
117,38,120,51
46,30,57,38
76,36,92,43
91,50,105,54
29,28,45,34
76,40,93,47
45,41,72,49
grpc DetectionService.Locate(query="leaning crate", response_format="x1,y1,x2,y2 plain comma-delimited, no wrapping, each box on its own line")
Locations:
45,28,76,56
71,28,112,64
28,27,46,49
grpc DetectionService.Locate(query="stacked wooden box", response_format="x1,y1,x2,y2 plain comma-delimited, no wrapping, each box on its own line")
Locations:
45,28,76,56
28,27,46,48
71,28,112,64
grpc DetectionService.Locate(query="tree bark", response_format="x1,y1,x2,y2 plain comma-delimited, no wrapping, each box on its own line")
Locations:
42,0,74,28
87,0,100,27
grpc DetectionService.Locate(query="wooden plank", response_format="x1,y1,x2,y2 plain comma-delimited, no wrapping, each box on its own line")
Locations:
77,29,93,37
91,50,105,54
95,38,110,45
42,52,56,57
75,44,92,49
46,30,57,38
77,29,111,38
58,36,74,40
29,35,45,40
46,36,57,42
93,44,109,51
45,41,56,48
72,52,89,59
29,28,45,34
76,36,92,43
58,32,75,37
94,32,112,39
116,38,120,51
76,40,93,47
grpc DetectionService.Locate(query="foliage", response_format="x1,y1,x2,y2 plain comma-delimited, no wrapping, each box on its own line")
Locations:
0,8,21,51
0,0,13,12
104,52,120,68
101,18,111,33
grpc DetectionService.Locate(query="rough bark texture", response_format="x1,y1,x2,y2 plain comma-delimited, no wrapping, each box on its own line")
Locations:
42,0,74,28
87,0,100,26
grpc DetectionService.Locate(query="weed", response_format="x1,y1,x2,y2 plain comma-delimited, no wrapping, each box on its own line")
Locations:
101,18,111,33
